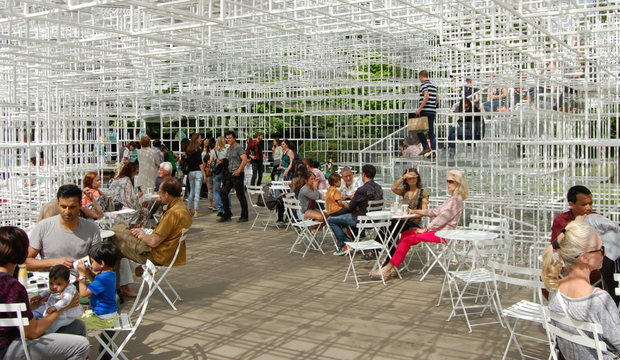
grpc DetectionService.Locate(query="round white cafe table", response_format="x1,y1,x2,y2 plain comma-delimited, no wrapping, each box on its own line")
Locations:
141,193,160,201
106,208,136,216
435,229,498,242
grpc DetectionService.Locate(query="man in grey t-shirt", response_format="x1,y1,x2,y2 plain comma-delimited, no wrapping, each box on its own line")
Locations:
26,184,101,273
217,130,249,223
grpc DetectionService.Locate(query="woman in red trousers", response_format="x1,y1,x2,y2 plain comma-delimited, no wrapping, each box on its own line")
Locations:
370,169,468,279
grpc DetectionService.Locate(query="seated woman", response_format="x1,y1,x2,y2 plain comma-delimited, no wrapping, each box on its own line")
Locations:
391,168,429,233
108,162,144,225
297,172,325,230
399,135,421,158
81,171,107,219
543,220,620,359
0,226,89,359
371,169,467,279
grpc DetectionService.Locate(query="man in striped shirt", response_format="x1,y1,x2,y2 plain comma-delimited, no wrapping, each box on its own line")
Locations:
415,70,438,157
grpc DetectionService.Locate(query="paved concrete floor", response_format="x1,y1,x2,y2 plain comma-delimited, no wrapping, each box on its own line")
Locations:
89,199,550,360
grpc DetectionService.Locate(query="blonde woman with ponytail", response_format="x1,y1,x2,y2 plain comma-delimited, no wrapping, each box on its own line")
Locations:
542,220,620,359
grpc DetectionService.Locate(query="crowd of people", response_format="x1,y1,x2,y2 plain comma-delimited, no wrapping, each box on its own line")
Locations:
0,69,615,360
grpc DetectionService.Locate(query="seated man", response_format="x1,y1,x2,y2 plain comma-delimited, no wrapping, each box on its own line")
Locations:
27,184,101,273
551,185,619,305
328,164,383,256
145,161,180,211
399,135,421,158
447,99,484,158
110,177,192,267
338,167,362,200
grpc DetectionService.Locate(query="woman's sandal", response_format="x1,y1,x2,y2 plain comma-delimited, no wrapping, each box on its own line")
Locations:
369,268,393,280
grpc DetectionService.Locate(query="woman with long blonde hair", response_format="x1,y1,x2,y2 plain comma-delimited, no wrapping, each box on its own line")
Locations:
542,220,620,359
210,136,230,216
371,169,468,279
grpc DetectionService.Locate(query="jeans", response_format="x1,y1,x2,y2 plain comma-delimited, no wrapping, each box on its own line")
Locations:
416,111,436,151
187,170,204,211
483,99,502,113
447,126,473,149
281,169,292,181
221,171,248,219
251,161,264,186
327,213,357,248
0,319,89,360
212,172,231,213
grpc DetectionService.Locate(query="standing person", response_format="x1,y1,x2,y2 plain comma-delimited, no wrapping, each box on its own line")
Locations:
279,139,296,180
119,141,137,166
136,136,161,192
180,137,190,197
542,221,620,358
203,137,217,211
271,138,283,181
415,70,438,158
0,227,90,360
186,133,204,217
152,139,165,163
371,169,467,278
217,131,249,223
246,132,265,186
210,136,231,217
159,144,178,176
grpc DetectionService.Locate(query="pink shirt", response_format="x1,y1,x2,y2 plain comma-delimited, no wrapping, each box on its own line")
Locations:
311,168,327,190
425,195,463,231
405,145,421,157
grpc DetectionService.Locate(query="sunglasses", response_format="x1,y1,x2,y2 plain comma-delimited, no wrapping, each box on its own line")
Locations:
447,180,456,184
578,246,605,258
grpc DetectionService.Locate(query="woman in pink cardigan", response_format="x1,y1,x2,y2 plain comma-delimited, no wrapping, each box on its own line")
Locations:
370,169,468,279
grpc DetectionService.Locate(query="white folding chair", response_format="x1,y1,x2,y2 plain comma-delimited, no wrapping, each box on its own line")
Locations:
246,185,275,231
91,260,157,360
541,305,611,360
0,303,31,360
489,261,547,360
137,228,189,311
443,237,512,332
343,213,400,288
283,198,324,257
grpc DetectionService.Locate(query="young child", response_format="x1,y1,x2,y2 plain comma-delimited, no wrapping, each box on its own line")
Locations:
29,265,83,334
325,173,347,216
76,242,119,330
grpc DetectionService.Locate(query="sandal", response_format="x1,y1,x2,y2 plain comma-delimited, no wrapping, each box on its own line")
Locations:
369,268,393,280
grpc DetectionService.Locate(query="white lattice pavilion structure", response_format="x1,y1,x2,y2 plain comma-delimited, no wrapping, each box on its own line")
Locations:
1,0,619,263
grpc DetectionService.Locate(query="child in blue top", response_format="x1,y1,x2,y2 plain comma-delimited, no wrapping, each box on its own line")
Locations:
76,242,119,330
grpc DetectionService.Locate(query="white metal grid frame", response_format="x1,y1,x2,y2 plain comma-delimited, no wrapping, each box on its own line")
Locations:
0,0,618,273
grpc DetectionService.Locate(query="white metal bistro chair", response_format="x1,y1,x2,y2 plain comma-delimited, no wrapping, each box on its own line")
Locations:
443,237,512,332
488,261,547,360
137,227,189,311
344,212,399,288
0,303,31,360
540,305,612,360
90,260,157,360
283,198,324,257
246,185,275,231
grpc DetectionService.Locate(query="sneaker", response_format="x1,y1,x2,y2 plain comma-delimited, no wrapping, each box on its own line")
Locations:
216,216,231,223
217,212,223,217
333,245,352,256
236,217,249,223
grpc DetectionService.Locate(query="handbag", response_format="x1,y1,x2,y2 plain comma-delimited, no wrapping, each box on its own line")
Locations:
408,114,429,133
180,155,190,175
257,194,278,210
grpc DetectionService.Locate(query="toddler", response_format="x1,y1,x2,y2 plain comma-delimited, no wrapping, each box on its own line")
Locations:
29,265,83,334
76,242,119,330
325,173,346,215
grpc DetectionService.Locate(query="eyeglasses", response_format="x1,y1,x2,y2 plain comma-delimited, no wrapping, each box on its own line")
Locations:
582,246,605,257
446,180,456,184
